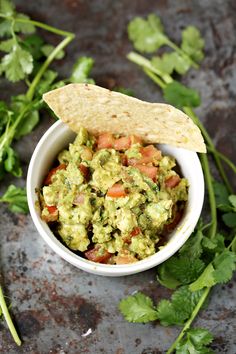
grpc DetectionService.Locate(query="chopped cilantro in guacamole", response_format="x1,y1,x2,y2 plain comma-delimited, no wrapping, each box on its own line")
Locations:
40,128,188,264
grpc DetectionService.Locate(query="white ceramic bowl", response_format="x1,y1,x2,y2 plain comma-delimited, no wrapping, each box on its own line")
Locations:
27,120,204,276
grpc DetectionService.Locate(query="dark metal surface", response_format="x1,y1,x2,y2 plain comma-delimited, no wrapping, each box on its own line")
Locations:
0,1,236,353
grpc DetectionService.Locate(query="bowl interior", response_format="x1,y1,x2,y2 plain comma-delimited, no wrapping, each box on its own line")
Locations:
27,120,204,276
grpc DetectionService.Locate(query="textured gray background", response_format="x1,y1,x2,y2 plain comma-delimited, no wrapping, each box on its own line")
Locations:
0,1,236,353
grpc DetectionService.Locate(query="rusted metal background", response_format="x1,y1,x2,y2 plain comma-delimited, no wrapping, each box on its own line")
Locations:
0,0,236,353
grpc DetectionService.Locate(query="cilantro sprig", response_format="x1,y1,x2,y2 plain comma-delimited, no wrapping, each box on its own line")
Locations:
0,0,96,346
120,13,236,353
0,184,28,213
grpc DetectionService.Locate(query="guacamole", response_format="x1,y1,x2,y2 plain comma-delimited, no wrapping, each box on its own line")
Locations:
40,128,188,264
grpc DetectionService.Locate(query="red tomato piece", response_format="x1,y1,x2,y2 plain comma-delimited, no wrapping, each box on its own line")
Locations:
79,164,90,180
165,175,181,188
135,165,158,181
139,145,162,164
84,247,112,263
107,183,127,198
46,205,57,214
97,132,114,149
113,136,131,150
42,205,58,222
44,164,67,185
130,227,141,237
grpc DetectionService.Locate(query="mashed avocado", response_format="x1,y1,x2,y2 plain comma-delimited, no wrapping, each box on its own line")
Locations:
40,128,188,264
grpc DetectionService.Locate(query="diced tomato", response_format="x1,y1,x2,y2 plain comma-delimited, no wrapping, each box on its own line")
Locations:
135,165,158,181
81,146,93,161
165,175,181,188
84,247,112,263
130,227,141,237
139,145,162,164
79,164,90,181
46,205,57,214
97,132,114,149
165,210,183,233
42,205,58,222
130,135,143,145
107,183,127,198
73,193,85,205
113,136,131,150
44,164,67,185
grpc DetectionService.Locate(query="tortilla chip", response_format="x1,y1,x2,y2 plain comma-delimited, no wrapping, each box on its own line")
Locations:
43,83,206,153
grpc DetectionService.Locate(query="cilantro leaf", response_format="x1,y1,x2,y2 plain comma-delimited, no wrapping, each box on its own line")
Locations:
69,56,94,84
0,100,11,135
21,34,44,60
35,70,58,96
157,265,181,289
189,264,216,292
157,286,204,326
0,0,15,16
157,255,205,289
0,43,33,82
151,53,175,75
181,26,205,63
4,146,22,177
14,14,35,34
152,52,191,76
213,181,230,211
0,38,15,52
222,212,236,228
0,20,12,37
176,328,213,354
0,184,28,213
190,250,236,291
202,233,225,253
128,14,168,53
179,229,204,259
172,52,191,75
15,109,39,139
119,292,158,323
213,250,236,283
163,81,201,108
229,195,236,209
41,44,65,60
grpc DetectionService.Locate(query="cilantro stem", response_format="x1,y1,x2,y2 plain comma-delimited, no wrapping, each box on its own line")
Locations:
0,14,74,38
143,68,166,89
199,154,217,238
183,107,233,194
166,287,210,354
127,52,173,84
0,104,32,164
26,35,74,100
182,108,217,239
0,285,21,346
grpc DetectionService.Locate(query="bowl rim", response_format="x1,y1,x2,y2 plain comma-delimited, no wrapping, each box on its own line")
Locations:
27,120,205,276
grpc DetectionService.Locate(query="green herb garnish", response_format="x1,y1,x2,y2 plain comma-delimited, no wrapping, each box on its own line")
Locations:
119,13,236,354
